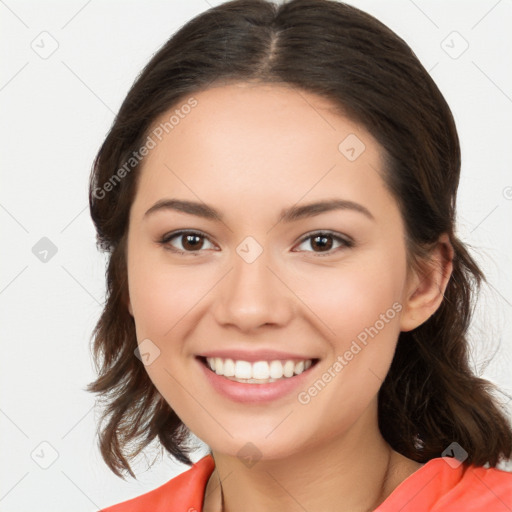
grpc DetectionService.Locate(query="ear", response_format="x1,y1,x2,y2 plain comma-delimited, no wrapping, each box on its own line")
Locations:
400,233,454,332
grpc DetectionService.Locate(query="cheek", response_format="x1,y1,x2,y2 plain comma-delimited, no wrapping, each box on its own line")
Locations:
293,252,405,341
296,253,405,392
127,250,212,339
126,255,207,411
125,241,408,451
290,259,404,434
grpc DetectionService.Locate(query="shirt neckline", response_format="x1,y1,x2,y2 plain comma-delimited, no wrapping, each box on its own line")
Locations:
196,454,454,511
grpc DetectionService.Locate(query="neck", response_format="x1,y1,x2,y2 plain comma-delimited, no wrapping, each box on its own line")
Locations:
203,406,422,512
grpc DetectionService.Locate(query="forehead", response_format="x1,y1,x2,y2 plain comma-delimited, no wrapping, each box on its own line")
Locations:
147,82,372,165
132,82,397,223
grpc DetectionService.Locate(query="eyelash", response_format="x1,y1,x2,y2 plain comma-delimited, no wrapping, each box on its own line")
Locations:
158,230,354,257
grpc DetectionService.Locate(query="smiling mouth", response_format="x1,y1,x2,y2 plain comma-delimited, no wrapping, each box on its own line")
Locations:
197,356,320,384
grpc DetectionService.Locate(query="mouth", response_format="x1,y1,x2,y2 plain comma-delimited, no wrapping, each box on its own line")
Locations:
196,356,320,384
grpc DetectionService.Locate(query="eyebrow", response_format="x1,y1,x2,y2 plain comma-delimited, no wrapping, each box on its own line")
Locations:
144,198,374,222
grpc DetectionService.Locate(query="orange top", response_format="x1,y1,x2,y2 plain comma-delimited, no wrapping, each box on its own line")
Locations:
100,454,512,511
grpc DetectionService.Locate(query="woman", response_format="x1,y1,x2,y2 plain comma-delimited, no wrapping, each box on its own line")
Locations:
88,0,512,510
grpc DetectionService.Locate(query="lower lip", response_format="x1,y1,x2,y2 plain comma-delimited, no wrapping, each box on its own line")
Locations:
196,357,318,403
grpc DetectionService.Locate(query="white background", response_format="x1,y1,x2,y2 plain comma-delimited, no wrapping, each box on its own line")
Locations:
1,0,511,510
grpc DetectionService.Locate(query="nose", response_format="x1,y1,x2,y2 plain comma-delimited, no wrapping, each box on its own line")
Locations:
211,249,295,333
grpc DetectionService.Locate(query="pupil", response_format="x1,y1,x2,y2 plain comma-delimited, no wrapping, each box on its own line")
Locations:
183,234,202,250
313,235,332,251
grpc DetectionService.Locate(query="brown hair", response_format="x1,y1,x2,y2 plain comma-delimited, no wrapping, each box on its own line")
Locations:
87,0,512,478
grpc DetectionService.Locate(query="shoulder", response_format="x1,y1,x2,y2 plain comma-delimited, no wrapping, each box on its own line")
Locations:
449,462,512,509
378,457,512,512
100,454,215,512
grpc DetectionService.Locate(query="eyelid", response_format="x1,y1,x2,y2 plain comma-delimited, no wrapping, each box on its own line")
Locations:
293,230,354,254
159,229,217,255
158,229,353,256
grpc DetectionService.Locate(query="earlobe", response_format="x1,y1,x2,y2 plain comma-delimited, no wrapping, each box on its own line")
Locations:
400,234,454,332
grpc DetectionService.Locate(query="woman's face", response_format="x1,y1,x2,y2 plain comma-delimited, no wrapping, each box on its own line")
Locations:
126,82,417,461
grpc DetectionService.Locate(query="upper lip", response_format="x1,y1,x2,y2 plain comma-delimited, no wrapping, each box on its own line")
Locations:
196,349,319,362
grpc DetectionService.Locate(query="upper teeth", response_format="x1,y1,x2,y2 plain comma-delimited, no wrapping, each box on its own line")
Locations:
206,357,313,380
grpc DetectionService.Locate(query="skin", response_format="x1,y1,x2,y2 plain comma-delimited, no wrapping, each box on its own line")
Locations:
126,82,453,512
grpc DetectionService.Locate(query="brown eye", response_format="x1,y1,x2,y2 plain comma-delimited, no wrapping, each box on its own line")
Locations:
181,233,204,251
160,230,216,254
294,231,353,255
311,234,333,252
